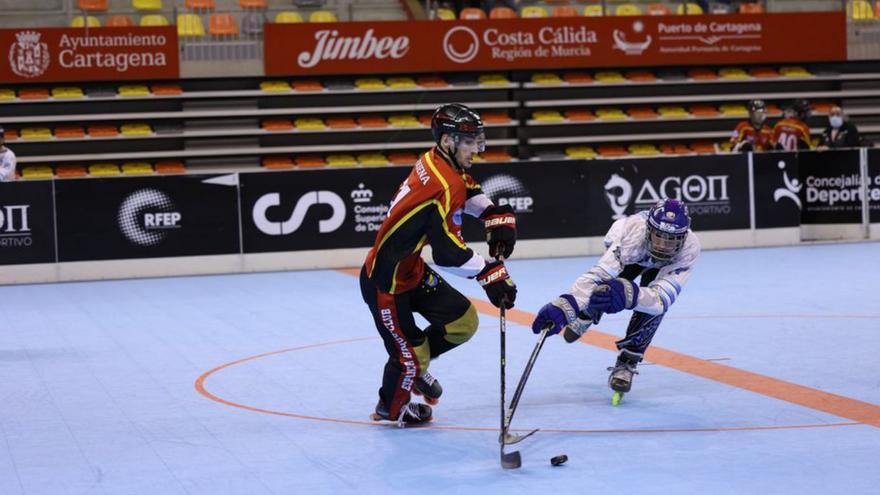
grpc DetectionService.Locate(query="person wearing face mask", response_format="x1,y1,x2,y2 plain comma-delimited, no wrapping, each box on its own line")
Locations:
360,103,518,426
730,100,773,152
818,106,861,150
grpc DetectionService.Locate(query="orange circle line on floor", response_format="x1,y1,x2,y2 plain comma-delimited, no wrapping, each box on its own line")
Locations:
194,335,863,434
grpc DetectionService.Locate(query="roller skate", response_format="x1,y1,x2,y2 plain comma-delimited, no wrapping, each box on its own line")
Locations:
412,371,442,405
607,349,641,406
370,398,433,427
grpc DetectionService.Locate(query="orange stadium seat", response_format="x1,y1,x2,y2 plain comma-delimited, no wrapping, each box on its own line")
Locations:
240,0,267,8
739,3,763,13
480,150,513,162
687,68,717,80
388,153,418,165
151,84,182,95
326,117,357,129
625,71,657,82
564,109,595,121
55,126,86,138
357,116,388,128
262,157,294,169
106,15,135,26
292,80,323,91
210,14,239,36
660,144,692,155
56,165,88,178
186,0,215,9
3,129,18,140
563,73,593,84
553,6,579,17
489,7,517,18
689,105,720,117
295,156,326,168
460,7,486,19
597,145,629,157
689,142,717,153
627,107,659,119
416,76,448,88
749,67,779,78
87,125,119,137
155,160,186,173
646,3,672,15
78,0,107,11
262,119,294,131
481,112,512,123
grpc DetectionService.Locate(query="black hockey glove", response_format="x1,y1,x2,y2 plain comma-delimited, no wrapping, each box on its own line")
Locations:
480,205,516,260
475,261,517,309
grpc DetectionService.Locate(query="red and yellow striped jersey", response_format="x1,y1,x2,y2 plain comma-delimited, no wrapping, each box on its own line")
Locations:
730,121,773,151
363,147,487,294
772,118,812,151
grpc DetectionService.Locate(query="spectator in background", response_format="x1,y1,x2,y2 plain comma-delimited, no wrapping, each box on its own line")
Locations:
773,99,813,151
0,127,17,182
730,99,773,152
817,106,861,150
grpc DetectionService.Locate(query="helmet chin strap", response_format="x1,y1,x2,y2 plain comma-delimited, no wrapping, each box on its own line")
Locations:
439,136,465,171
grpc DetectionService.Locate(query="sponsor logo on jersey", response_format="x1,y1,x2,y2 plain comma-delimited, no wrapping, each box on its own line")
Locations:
253,191,346,235
117,189,181,247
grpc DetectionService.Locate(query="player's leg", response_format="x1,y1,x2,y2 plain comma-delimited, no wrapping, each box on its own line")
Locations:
359,267,432,425
608,268,663,395
408,267,478,404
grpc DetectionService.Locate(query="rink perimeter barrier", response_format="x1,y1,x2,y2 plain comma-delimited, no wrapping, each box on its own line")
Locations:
0,149,877,284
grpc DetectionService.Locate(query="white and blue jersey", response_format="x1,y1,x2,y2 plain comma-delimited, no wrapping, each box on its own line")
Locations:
569,211,700,315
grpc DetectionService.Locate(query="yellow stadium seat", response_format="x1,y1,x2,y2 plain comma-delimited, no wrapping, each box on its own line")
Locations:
780,66,812,78
139,14,169,26
565,146,597,159
850,0,875,20
658,106,690,117
22,166,54,179
531,73,563,85
122,162,154,175
584,5,603,16
532,110,565,122
718,67,749,79
676,3,703,14
118,85,150,96
388,115,420,127
435,8,456,20
51,86,84,99
326,154,358,167
309,10,337,22
595,108,627,120
21,127,52,139
615,4,641,16
355,78,386,89
358,153,389,166
628,143,660,156
386,77,417,88
177,14,205,37
71,15,101,27
0,89,14,100
133,0,163,10
260,80,291,92
120,123,152,136
293,118,326,130
275,11,303,23
521,6,548,18
89,163,121,176
595,71,626,83
478,73,510,86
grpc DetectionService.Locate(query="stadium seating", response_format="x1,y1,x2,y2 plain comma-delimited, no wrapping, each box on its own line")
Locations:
460,8,486,19
275,11,304,23
139,15,169,26
106,15,135,26
132,0,162,10
309,11,338,22
489,7,517,19
210,14,239,36
615,4,642,16
521,6,548,17
70,15,101,27
77,0,107,11
676,3,703,14
178,14,206,37
583,5,603,16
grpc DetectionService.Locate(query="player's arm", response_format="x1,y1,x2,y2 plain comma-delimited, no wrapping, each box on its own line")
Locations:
635,238,700,315
425,199,484,277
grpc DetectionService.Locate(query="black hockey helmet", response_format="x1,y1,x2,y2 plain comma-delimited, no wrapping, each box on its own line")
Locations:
431,103,485,152
747,100,767,125
791,99,811,120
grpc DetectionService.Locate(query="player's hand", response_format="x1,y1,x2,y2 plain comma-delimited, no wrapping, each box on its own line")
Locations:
476,261,516,309
531,294,578,336
587,279,639,315
480,205,516,260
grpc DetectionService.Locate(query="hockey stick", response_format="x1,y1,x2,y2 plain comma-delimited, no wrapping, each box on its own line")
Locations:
500,305,550,469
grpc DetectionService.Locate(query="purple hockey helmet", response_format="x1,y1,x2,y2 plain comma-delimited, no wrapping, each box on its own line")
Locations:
646,199,690,261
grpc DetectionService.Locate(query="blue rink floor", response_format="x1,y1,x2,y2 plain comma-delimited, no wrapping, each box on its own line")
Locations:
1,242,879,495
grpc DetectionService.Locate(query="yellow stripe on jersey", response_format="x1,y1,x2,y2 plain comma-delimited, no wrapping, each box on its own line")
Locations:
370,199,435,277
424,152,451,215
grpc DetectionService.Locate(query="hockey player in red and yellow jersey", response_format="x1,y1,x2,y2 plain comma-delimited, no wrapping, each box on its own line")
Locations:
360,103,518,426
773,99,814,151
730,100,773,152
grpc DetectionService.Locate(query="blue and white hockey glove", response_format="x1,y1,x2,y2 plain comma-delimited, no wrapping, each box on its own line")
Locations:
587,279,639,315
531,294,579,336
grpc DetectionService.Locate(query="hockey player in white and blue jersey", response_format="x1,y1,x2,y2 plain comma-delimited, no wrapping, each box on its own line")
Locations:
531,198,700,404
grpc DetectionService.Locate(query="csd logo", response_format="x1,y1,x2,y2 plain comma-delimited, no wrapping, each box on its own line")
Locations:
253,191,346,235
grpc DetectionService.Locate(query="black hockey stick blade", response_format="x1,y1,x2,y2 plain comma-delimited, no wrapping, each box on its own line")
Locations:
501,446,521,469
